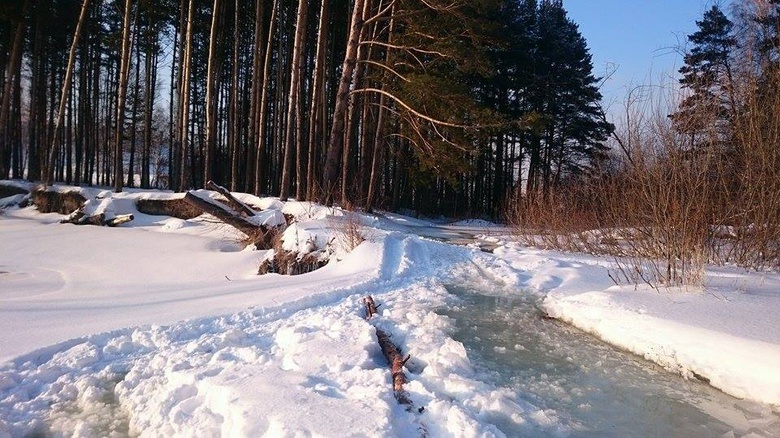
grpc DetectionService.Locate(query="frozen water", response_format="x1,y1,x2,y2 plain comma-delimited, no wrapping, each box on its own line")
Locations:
439,284,780,437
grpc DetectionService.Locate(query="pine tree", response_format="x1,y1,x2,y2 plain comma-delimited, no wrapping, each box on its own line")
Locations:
672,5,736,144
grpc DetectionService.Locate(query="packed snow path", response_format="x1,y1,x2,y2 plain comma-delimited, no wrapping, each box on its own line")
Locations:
0,212,559,436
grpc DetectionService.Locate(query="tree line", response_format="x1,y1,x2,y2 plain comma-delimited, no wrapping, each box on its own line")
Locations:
511,0,780,285
0,0,609,218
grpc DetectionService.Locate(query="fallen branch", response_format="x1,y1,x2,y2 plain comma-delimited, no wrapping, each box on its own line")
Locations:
364,295,414,407
376,327,413,406
205,180,256,217
363,295,379,319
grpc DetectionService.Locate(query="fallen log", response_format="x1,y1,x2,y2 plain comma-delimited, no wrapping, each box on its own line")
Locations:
376,327,413,406
106,214,134,227
364,295,414,407
205,180,256,217
61,211,134,227
183,191,274,248
363,296,379,319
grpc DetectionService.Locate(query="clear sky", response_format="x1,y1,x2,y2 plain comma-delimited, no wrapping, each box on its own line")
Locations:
563,0,722,110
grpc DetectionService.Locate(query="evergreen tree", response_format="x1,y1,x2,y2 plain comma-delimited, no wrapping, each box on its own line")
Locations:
672,5,736,144
499,0,611,196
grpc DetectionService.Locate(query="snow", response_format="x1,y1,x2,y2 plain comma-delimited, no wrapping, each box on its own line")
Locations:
493,243,780,408
1,183,780,435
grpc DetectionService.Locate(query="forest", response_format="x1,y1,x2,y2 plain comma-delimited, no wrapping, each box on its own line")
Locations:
512,1,780,285
0,0,610,218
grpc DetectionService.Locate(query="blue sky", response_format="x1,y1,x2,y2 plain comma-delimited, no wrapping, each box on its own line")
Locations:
563,0,721,109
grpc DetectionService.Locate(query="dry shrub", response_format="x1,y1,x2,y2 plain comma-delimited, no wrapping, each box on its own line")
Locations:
718,68,780,269
239,226,279,250
509,65,780,287
506,183,605,254
331,211,366,253
257,232,328,276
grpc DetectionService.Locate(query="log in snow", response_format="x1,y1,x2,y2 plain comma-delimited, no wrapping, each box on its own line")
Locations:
182,191,273,248
364,295,414,407
205,180,256,217
363,295,379,319
61,211,134,227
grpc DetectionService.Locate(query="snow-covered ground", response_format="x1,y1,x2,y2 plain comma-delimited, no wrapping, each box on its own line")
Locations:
1,183,779,436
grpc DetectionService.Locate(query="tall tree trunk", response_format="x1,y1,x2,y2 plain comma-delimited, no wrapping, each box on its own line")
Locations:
306,0,331,200
179,0,195,190
114,0,133,192
127,25,141,188
254,0,278,195
246,0,265,192
280,0,308,201
0,0,29,180
340,0,373,206
169,0,185,189
205,0,221,185
366,92,387,211
142,28,155,189
323,0,368,204
45,0,92,185
229,0,241,191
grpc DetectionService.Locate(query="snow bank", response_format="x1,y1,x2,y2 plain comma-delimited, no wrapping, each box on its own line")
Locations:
489,242,780,408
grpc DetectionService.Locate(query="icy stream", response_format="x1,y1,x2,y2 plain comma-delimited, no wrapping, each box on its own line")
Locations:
439,284,780,437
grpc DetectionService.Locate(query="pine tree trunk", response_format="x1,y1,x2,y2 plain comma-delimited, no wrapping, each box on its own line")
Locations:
45,0,92,185
205,0,221,186
127,27,141,188
254,0,278,195
280,0,308,201
245,0,265,193
306,0,330,200
113,0,133,193
340,0,373,206
178,0,195,190
229,0,242,191
323,0,368,204
141,29,154,189
0,0,29,180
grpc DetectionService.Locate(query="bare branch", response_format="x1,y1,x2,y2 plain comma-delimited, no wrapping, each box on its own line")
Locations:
358,59,410,82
